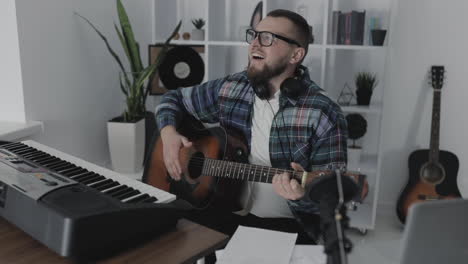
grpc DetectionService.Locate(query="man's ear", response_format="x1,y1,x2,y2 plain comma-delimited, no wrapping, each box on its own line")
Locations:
289,47,306,64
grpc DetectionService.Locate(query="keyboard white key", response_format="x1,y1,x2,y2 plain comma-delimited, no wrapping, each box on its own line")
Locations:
21,140,176,204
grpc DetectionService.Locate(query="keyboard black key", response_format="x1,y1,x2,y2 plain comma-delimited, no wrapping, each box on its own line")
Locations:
31,156,55,163
52,163,74,172
115,190,140,200
74,173,99,183
105,186,128,195
109,187,135,198
56,166,77,174
139,196,158,203
81,175,105,185
60,167,88,177
1,142,22,149
125,194,150,203
59,167,83,175
90,178,112,187
15,147,35,155
40,158,62,167
94,181,119,191
48,161,70,170
6,145,28,151
45,160,66,168
63,168,88,177
19,151,37,158
71,172,95,181
24,152,48,160
21,151,43,158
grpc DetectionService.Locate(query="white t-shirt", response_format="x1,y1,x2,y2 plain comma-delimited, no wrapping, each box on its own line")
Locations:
243,91,293,218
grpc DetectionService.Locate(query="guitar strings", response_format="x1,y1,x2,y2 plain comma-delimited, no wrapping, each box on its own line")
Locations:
177,154,304,181
177,155,355,180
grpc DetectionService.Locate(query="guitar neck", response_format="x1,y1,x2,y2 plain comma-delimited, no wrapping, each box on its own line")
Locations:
429,89,441,162
201,158,302,183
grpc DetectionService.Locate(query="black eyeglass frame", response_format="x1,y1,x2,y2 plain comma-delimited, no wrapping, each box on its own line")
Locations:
246,29,302,47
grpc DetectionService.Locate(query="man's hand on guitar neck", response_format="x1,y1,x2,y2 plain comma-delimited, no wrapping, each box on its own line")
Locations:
160,125,193,181
272,162,305,200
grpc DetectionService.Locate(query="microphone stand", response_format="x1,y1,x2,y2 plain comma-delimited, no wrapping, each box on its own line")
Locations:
317,170,353,264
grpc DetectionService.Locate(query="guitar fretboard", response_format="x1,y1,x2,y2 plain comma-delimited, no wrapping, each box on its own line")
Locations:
201,158,302,183
429,90,441,163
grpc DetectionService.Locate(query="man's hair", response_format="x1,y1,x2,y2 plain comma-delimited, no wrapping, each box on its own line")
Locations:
267,9,313,61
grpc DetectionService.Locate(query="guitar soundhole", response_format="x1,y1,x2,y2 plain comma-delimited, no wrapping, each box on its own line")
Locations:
188,152,205,180
420,162,445,184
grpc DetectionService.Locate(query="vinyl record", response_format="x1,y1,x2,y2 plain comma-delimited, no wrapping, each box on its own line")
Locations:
159,46,205,90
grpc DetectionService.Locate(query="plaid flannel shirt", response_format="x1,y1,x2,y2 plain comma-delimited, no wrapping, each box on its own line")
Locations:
156,67,348,237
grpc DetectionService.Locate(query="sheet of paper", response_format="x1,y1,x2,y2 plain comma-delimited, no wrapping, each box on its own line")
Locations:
290,245,326,264
216,225,297,264
216,245,327,264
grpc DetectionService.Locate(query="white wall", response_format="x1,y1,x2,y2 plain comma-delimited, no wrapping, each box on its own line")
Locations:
380,0,468,207
0,0,25,122
15,0,154,166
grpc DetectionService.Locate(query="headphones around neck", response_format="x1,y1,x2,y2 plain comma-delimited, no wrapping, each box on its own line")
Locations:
253,67,305,100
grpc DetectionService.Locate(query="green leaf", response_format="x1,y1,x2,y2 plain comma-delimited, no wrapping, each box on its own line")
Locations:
119,73,128,96
114,23,132,87
117,0,143,75
135,64,157,90
74,12,127,74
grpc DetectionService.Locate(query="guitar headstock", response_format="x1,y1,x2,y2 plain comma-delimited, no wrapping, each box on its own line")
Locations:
430,65,445,90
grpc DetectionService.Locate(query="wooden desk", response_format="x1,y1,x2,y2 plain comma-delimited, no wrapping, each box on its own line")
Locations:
0,217,228,264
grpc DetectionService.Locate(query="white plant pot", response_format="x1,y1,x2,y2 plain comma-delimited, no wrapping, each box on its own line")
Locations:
107,118,145,173
191,29,205,40
347,147,362,171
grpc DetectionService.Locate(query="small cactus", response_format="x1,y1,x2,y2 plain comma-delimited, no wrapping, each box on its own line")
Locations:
192,18,205,30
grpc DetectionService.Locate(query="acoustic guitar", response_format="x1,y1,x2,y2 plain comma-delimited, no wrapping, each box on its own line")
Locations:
142,118,368,210
396,66,461,223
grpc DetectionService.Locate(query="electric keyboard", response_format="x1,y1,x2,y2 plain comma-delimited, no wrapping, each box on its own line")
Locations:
0,140,182,261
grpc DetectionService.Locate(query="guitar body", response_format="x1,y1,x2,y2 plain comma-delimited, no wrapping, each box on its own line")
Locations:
396,149,461,223
143,122,247,211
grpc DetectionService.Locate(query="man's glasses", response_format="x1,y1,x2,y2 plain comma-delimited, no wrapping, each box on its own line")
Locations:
245,29,301,47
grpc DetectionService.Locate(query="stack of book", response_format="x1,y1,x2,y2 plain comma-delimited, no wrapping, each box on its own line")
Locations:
331,10,366,45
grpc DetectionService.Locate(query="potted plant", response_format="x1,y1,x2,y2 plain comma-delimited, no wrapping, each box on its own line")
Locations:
369,17,387,46
371,28,387,46
191,18,205,41
76,0,181,173
346,113,367,171
355,72,378,106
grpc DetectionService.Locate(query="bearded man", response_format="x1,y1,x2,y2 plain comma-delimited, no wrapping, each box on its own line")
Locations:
155,9,348,249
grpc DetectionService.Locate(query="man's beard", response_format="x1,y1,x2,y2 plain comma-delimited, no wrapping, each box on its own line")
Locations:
246,59,288,88
247,60,287,84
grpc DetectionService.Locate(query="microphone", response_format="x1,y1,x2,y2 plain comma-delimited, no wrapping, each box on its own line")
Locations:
308,170,359,264
308,171,358,203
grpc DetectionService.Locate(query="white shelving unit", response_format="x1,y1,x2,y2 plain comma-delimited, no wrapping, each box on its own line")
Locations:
153,0,393,230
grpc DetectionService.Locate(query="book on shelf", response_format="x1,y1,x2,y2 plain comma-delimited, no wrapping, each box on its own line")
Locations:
331,11,341,45
334,10,366,45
